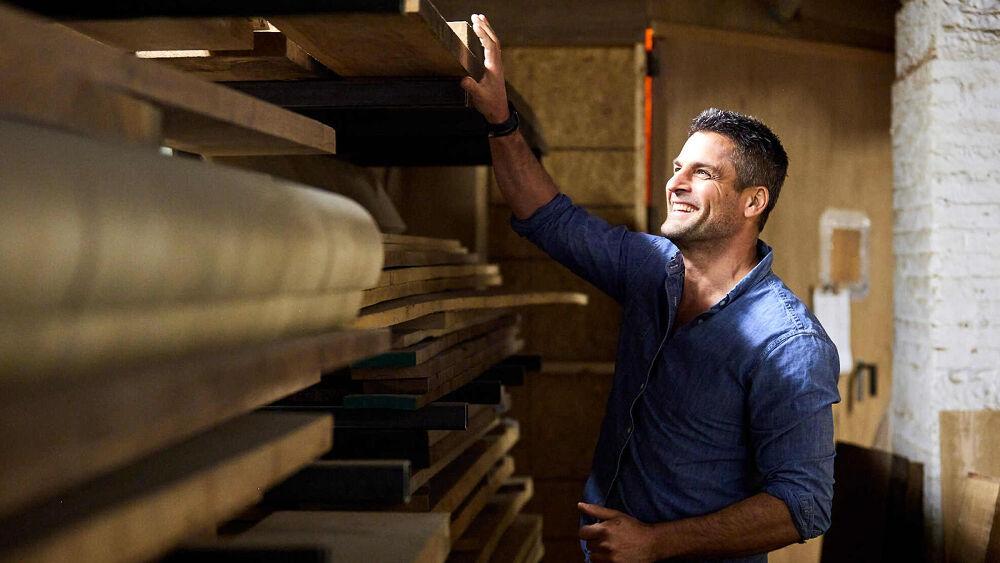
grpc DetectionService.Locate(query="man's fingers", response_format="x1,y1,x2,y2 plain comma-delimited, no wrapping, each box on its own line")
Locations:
578,523,606,541
476,14,500,47
460,76,478,91
471,15,497,51
578,502,624,521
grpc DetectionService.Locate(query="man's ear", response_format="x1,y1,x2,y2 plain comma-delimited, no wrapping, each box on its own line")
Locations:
744,186,769,220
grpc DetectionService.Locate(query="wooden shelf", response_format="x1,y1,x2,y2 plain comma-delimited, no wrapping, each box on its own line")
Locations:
0,4,336,156
228,78,548,165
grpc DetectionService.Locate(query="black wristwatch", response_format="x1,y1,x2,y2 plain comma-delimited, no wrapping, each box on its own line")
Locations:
487,101,519,138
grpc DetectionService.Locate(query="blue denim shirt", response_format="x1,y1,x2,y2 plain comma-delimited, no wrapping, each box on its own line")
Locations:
511,195,840,562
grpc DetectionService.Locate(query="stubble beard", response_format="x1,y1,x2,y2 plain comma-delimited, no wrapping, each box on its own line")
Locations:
660,208,741,251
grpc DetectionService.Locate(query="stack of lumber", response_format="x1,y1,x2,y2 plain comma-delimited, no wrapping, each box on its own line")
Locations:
0,7,394,562
2,2,556,562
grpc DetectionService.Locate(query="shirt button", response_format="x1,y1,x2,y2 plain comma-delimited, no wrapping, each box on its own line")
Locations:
627,425,633,434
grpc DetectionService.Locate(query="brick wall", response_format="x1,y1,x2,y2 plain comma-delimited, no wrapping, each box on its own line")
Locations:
891,0,1000,551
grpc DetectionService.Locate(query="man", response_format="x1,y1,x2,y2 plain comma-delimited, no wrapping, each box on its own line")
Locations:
461,14,840,563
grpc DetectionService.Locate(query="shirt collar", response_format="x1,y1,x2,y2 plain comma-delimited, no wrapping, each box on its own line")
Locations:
664,239,774,312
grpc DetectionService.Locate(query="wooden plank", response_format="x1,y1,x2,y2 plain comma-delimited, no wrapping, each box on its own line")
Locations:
355,290,588,329
358,333,521,395
448,457,516,540
270,400,470,431
328,403,496,469
449,477,535,562
375,265,500,289
356,314,517,368
393,310,511,349
139,31,329,82
270,1,484,79
0,5,336,156
354,323,518,380
942,411,1000,560
441,378,503,405
342,336,521,410
0,412,331,563
363,274,502,307
488,514,542,563
384,234,465,251
174,511,450,563
0,329,388,519
412,420,519,492
64,17,257,51
948,473,1000,563
384,249,479,268
264,459,412,506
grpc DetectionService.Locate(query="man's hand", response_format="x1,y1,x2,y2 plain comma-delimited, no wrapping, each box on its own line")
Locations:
461,14,509,124
578,503,660,563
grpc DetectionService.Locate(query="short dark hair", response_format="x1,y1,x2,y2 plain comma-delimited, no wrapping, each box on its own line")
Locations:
689,108,788,230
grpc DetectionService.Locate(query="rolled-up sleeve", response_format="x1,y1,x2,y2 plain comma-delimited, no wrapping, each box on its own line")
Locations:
510,193,651,304
748,332,841,540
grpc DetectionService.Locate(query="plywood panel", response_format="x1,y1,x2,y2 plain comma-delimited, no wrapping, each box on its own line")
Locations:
941,411,1000,558
503,46,645,149
488,149,643,207
652,24,894,449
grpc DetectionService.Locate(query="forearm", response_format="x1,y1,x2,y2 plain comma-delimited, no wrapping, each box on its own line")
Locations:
489,130,559,219
651,493,801,560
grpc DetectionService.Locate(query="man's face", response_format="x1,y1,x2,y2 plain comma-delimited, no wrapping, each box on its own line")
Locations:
660,131,746,245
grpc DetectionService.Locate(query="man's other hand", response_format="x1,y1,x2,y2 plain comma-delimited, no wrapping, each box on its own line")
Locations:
461,14,510,124
578,502,660,563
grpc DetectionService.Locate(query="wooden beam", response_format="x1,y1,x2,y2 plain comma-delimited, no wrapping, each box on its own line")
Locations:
0,412,332,563
355,290,587,329
0,5,336,155
269,1,485,79
0,329,387,519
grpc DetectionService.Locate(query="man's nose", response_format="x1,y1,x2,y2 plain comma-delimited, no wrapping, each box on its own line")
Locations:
666,172,688,194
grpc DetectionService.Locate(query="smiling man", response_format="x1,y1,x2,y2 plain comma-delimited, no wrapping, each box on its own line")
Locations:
461,14,840,563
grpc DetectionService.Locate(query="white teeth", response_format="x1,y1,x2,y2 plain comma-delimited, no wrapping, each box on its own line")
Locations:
672,203,696,213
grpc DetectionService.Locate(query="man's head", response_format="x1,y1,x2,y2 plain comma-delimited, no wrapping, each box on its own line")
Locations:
661,108,788,245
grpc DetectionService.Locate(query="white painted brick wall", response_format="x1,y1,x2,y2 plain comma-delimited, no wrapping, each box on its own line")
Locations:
892,0,1000,553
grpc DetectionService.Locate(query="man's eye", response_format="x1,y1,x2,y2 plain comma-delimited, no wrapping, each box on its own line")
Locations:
673,166,681,173
696,169,710,178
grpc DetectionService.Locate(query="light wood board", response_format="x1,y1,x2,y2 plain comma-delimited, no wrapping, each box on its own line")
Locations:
411,420,518,492
355,290,587,329
0,412,332,563
362,274,502,308
180,510,450,563
383,234,465,251
384,249,479,268
941,411,1000,559
948,473,1000,563
270,3,484,79
140,31,328,81
392,310,512,349
374,264,499,289
0,5,335,155
0,328,387,519
447,457,515,540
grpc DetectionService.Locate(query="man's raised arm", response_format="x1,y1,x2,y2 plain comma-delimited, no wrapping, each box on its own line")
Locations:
460,14,558,220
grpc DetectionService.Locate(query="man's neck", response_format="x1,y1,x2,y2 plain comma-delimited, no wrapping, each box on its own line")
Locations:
674,236,760,327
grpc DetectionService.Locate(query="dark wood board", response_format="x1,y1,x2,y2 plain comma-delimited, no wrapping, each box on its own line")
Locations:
354,314,517,368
